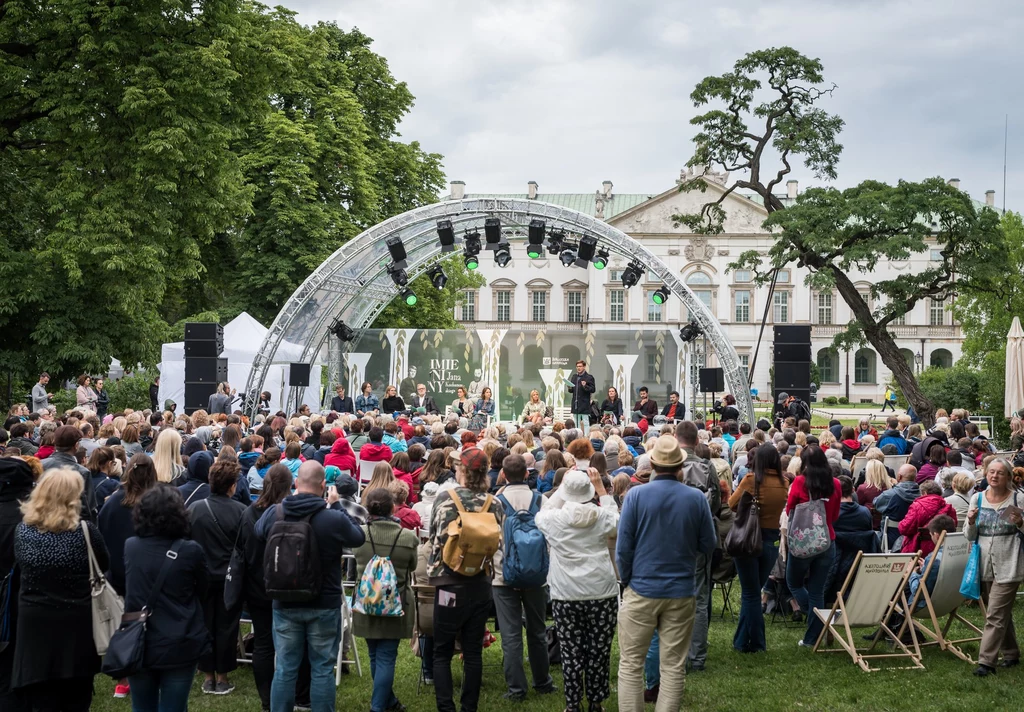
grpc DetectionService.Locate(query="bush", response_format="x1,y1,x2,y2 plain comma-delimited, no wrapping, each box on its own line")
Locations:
50,388,77,416
838,396,849,405
917,364,981,414
108,372,154,413
823,396,839,406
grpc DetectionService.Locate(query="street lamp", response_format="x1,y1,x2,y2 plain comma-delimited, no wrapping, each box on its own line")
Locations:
914,352,923,373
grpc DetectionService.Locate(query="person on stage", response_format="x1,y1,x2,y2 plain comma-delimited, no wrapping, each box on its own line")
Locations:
520,390,547,425
567,360,596,429
661,391,685,421
632,386,658,424
470,387,495,430
331,385,354,414
356,381,380,417
452,387,475,419
410,384,439,415
382,385,406,414
599,387,624,424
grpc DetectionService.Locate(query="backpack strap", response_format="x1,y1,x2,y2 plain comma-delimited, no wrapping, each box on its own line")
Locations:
184,482,207,507
450,493,467,514
528,491,543,514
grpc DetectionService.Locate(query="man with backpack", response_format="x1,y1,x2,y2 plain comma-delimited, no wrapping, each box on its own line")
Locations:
426,446,504,712
254,461,365,712
676,420,720,672
491,454,556,702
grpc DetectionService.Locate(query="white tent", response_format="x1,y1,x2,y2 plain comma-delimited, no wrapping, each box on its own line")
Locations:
157,312,321,414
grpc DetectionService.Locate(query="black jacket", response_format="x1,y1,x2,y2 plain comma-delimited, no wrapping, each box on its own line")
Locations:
41,451,96,519
409,394,439,414
7,437,37,456
599,398,624,421
124,536,210,670
661,401,685,419
330,395,354,414
236,504,272,608
0,459,32,698
149,383,159,411
255,493,365,609
382,395,405,413
568,371,596,414
97,488,138,596
188,493,247,580
633,398,658,421
96,387,109,418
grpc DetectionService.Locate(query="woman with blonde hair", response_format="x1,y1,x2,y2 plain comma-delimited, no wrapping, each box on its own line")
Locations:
521,389,547,424
818,431,836,449
857,460,894,529
152,428,185,485
362,461,396,497
14,469,109,710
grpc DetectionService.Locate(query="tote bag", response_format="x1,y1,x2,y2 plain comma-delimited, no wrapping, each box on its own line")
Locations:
959,493,983,601
725,481,762,557
82,521,124,655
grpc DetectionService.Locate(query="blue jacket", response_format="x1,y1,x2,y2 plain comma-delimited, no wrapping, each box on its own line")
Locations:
616,475,717,598
878,430,908,455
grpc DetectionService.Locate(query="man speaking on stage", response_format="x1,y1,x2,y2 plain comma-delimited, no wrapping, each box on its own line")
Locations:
567,360,596,429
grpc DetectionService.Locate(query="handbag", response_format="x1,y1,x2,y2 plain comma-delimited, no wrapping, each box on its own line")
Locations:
83,521,124,656
725,479,762,557
101,542,182,678
959,493,983,601
224,508,252,611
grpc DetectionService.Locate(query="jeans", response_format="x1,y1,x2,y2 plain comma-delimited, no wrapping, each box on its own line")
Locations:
492,585,553,696
366,639,400,712
687,553,712,668
733,529,780,653
786,541,836,645
644,630,660,689
617,588,696,712
128,665,196,712
419,635,434,680
574,413,590,429
251,605,311,709
271,607,341,712
433,583,492,712
881,400,895,412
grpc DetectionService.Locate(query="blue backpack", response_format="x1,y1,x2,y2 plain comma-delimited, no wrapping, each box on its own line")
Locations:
497,490,549,588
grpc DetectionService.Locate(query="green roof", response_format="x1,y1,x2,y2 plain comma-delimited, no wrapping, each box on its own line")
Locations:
454,193,655,219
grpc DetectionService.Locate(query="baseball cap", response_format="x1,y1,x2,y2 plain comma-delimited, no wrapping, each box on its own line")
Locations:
451,446,488,472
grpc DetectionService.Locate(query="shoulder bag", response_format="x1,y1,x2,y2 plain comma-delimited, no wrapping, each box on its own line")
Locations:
82,521,124,656
959,493,983,601
725,478,762,557
101,541,182,678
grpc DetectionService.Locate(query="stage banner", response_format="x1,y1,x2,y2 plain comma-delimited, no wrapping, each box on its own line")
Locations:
342,328,685,421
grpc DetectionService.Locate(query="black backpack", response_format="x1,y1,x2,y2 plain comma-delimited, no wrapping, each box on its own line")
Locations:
263,506,323,603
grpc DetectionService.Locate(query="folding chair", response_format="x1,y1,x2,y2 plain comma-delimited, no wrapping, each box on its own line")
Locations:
850,457,867,483
895,532,986,664
236,616,253,665
883,454,910,471
358,460,376,492
812,551,924,672
413,583,436,695
711,555,737,620
336,554,363,684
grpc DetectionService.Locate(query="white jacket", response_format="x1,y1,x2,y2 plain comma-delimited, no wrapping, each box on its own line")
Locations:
535,492,619,601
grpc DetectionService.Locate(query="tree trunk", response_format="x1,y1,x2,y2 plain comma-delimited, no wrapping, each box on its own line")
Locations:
830,269,936,428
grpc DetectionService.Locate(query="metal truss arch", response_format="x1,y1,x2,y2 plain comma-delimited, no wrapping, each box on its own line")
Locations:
245,198,755,422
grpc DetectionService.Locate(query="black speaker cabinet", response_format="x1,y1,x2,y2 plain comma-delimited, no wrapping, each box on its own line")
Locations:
184,322,224,341
184,382,215,412
184,357,228,384
775,361,811,390
184,339,223,358
289,363,311,387
774,342,812,362
773,325,811,344
699,367,726,393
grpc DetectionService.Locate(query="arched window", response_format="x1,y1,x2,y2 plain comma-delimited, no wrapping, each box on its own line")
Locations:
816,348,839,383
686,271,714,320
899,348,915,371
686,271,712,286
854,349,876,384
930,348,953,369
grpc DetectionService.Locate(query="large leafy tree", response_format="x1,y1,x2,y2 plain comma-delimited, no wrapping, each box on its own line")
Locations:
674,47,1004,426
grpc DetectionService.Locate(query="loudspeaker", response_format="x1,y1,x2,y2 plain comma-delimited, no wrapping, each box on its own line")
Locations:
184,357,228,384
289,363,311,387
184,340,223,358
699,367,725,393
773,325,811,344
773,342,811,362
184,322,224,341
184,383,215,412
775,361,811,390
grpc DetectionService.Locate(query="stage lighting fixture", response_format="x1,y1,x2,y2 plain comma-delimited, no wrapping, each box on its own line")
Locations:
428,265,448,290
527,219,546,258
494,243,512,267
484,218,502,250
621,261,643,289
388,264,408,287
593,248,609,270
651,286,671,305
329,318,355,341
400,288,417,306
559,247,577,267
386,236,408,269
436,220,456,253
546,229,565,255
576,235,597,267
463,231,481,270
679,321,703,343
464,254,479,270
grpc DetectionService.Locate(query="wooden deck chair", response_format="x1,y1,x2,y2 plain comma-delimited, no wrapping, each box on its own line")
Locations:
883,454,910,471
812,551,924,672
850,456,867,482
358,459,376,490
413,583,436,694
336,554,363,683
895,531,985,664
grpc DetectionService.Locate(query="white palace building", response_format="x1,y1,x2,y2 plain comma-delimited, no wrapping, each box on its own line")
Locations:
450,170,999,403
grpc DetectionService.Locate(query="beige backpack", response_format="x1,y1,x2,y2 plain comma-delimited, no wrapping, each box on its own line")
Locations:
442,494,501,576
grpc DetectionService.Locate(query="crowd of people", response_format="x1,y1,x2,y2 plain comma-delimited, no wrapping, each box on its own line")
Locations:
1,365,1023,712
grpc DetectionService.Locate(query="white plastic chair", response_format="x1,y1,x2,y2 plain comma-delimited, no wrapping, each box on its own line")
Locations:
337,555,363,684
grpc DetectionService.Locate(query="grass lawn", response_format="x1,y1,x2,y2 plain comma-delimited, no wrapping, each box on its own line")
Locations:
90,592,1023,712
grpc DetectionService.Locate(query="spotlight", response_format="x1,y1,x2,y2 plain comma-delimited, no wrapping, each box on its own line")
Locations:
651,286,671,305
400,287,417,306
388,264,408,287
329,319,355,341
560,248,577,267
463,230,481,270
428,264,448,290
593,248,609,270
576,235,597,267
546,229,565,255
484,218,502,250
494,242,512,267
621,261,643,289
464,253,479,270
386,236,407,269
679,321,703,343
436,220,455,253
527,219,545,258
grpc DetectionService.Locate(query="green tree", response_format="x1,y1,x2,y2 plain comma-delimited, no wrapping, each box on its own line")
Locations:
674,47,1006,426
373,256,485,330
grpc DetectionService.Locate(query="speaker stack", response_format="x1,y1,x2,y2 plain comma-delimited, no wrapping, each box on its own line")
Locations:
184,322,226,413
773,325,811,405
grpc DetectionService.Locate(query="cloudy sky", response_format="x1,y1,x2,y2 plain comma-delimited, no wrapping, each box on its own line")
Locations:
286,0,1023,209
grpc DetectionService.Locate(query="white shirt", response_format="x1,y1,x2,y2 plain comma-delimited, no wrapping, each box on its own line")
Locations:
535,493,619,601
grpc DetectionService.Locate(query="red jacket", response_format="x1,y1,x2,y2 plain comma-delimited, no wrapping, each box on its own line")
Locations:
397,419,414,440
394,469,418,504
786,475,842,540
898,494,957,556
358,442,392,463
394,504,422,531
324,437,356,473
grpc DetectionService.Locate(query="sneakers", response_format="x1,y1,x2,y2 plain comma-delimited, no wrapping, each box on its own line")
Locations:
202,680,234,695
422,675,434,686
502,692,526,702
113,684,130,698
973,664,996,677
201,680,216,695
643,684,660,703
999,659,1020,669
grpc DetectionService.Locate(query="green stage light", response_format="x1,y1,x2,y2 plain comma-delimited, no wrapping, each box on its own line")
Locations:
464,254,479,270
402,288,418,306
594,249,609,270
651,286,670,305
